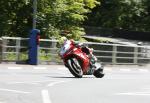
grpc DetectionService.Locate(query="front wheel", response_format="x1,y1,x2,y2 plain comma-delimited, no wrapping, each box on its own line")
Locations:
66,57,83,78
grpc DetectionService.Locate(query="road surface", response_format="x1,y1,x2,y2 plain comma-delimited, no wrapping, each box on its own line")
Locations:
0,64,150,103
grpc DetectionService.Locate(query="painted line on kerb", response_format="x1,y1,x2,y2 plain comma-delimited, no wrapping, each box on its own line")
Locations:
57,67,67,70
33,67,47,69
104,68,112,72
143,88,150,90
139,69,149,72
41,89,52,103
116,92,150,96
0,88,31,94
119,69,131,72
8,67,22,69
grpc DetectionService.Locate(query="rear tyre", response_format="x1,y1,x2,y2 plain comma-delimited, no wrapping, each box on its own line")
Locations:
66,57,83,78
93,68,105,78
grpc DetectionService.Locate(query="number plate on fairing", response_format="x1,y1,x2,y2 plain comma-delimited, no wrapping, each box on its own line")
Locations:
60,40,71,56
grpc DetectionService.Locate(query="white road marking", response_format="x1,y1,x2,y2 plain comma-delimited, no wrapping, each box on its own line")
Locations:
8,67,22,69
57,72,66,75
104,68,112,72
143,88,150,90
139,69,149,72
47,80,71,87
8,80,59,84
120,69,131,72
33,67,47,69
8,82,39,85
41,89,52,103
116,92,150,96
0,88,31,94
57,67,67,70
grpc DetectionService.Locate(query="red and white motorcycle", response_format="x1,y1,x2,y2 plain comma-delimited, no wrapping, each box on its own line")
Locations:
59,40,104,78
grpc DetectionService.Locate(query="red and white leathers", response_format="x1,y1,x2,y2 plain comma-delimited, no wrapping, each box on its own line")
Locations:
69,39,97,67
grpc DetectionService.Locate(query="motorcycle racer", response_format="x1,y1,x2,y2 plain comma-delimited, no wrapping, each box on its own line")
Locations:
59,36,98,74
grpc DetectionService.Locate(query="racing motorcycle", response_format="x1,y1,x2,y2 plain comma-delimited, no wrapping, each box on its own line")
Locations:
59,40,105,78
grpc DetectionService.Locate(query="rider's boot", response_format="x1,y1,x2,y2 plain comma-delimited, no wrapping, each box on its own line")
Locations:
86,55,97,75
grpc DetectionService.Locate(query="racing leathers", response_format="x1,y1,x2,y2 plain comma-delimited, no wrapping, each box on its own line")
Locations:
70,40,97,74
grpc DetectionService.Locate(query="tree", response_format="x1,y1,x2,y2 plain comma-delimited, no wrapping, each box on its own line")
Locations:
139,0,150,31
85,0,150,32
37,0,99,40
0,0,32,37
0,0,99,40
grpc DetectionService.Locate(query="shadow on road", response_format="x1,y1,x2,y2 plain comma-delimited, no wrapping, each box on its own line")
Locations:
47,76,95,79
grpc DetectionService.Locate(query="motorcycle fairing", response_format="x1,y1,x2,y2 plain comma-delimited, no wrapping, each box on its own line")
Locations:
71,48,90,74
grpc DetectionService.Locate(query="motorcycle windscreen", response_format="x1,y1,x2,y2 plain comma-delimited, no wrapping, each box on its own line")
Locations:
60,40,72,56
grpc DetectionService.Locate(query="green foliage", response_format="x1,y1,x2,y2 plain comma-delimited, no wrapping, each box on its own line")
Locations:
0,0,99,40
85,0,150,32
39,49,51,61
0,0,32,37
37,0,99,40
1,0,150,38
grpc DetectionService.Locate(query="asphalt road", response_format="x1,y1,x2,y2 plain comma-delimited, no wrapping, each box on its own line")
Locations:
0,64,150,103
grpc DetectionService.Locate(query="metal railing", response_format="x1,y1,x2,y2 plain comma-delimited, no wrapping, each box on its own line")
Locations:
84,42,150,65
0,36,150,65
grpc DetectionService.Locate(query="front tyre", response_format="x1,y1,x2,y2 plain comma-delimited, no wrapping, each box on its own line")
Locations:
66,57,83,78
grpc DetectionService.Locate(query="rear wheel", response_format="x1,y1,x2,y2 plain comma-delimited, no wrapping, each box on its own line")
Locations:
66,57,83,78
93,68,105,78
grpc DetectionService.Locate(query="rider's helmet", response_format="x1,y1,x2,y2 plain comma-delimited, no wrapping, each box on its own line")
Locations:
59,36,67,45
